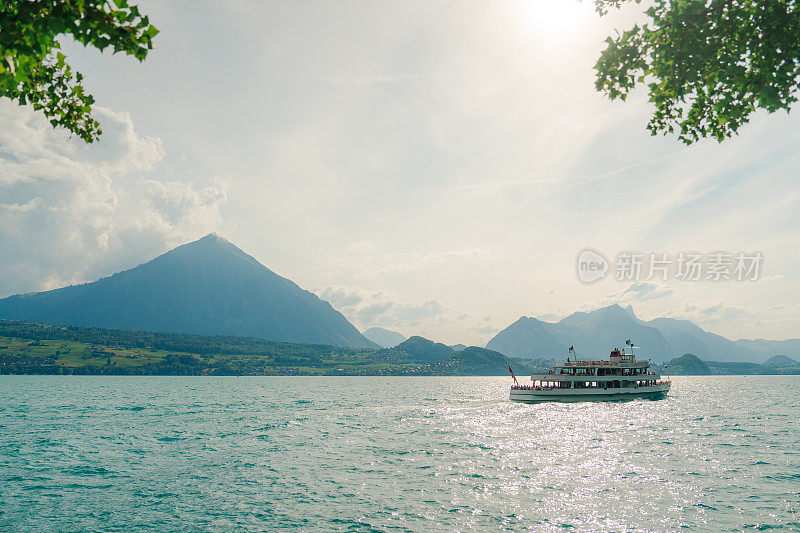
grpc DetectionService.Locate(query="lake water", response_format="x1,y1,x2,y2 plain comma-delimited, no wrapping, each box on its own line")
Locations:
1,375,799,531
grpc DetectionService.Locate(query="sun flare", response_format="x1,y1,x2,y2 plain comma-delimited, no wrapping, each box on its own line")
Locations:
517,0,593,39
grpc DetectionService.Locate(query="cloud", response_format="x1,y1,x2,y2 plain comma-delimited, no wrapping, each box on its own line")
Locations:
81,107,166,173
604,281,674,305
352,301,397,323
471,324,499,335
316,286,365,308
0,101,229,296
673,300,759,323
315,285,445,328
394,300,444,321
328,243,491,277
140,178,228,235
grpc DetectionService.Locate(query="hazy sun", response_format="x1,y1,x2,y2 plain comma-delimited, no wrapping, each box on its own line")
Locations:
517,0,592,39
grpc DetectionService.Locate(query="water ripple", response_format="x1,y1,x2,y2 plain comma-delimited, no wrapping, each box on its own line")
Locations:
0,375,798,531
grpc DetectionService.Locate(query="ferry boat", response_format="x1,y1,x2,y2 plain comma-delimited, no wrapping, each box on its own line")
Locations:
509,343,670,402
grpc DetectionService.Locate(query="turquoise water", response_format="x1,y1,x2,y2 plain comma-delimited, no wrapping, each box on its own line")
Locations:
1,375,798,531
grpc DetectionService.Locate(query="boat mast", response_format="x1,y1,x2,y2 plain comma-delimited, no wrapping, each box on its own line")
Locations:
625,339,636,360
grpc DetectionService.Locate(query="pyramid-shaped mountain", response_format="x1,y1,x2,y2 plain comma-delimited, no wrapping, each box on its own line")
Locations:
0,234,377,348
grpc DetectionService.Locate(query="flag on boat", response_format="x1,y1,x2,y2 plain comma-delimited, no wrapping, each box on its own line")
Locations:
508,365,519,386
568,345,574,354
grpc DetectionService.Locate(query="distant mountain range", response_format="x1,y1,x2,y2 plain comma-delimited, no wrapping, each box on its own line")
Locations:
362,327,406,348
0,234,377,349
487,304,800,364
1,233,796,362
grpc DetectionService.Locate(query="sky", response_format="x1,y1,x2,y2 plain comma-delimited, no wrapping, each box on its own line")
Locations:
1,0,799,345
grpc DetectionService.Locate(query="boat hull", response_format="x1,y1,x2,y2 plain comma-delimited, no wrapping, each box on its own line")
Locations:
510,383,670,403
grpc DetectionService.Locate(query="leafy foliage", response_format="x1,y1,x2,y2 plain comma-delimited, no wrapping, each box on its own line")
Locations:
0,0,157,142
595,0,800,143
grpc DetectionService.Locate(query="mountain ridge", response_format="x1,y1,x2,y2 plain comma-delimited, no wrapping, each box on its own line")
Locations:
362,327,406,348
488,304,800,363
488,304,672,362
0,234,378,349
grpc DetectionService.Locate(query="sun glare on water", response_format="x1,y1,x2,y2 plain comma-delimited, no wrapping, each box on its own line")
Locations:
516,0,593,40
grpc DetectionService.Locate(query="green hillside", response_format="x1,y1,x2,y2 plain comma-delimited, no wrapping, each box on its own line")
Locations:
765,354,799,366
380,336,457,363
664,353,800,375
0,320,524,377
666,354,711,375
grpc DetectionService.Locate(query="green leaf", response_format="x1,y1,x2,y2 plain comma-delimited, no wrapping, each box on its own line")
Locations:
0,0,157,142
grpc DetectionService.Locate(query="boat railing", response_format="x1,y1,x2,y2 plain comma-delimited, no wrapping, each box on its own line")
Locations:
563,360,642,366
512,380,670,391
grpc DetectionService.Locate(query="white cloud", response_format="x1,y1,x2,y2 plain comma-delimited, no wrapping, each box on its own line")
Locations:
673,300,758,323
471,324,499,335
315,285,445,329
547,282,675,322
140,178,228,235
316,286,365,308
327,244,491,278
0,101,229,296
606,281,674,304
394,300,445,322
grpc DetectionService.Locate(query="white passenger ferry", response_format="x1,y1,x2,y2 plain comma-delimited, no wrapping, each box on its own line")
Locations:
509,343,670,402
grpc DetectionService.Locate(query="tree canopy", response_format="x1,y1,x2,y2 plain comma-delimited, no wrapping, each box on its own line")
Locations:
0,0,157,142
595,0,800,144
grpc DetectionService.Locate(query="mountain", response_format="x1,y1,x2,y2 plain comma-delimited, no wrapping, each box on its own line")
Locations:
362,327,406,348
665,354,711,375
764,354,799,366
485,316,564,360
378,335,524,375
663,354,800,375
734,339,800,362
0,234,377,349
384,336,454,363
432,346,516,376
644,319,800,363
556,305,672,361
489,304,800,363
644,317,755,362
488,304,672,362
